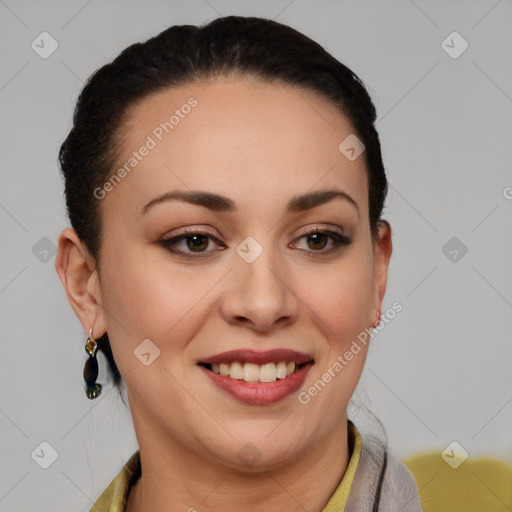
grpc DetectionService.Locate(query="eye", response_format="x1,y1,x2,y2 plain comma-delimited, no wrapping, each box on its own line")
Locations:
157,229,225,258
291,228,352,254
157,226,352,259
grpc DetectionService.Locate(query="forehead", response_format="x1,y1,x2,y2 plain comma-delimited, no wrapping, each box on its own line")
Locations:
110,76,368,216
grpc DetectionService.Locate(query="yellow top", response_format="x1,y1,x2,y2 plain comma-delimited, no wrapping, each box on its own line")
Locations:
90,422,363,511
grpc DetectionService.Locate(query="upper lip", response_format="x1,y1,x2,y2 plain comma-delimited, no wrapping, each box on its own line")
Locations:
198,349,313,365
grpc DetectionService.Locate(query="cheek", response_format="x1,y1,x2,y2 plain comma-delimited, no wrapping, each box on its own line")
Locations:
296,248,374,419
98,242,220,364
296,248,374,338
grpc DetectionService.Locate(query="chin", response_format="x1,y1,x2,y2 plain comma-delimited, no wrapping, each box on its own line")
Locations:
223,431,310,472
227,446,305,473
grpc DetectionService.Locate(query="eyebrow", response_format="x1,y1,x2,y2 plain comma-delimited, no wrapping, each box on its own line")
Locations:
141,189,359,216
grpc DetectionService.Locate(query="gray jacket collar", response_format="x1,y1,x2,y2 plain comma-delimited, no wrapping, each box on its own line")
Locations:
345,428,423,511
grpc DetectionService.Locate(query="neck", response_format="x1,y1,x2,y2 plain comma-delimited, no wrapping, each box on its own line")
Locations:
126,418,350,512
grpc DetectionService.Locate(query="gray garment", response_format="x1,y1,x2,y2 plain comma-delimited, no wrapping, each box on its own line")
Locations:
345,432,423,512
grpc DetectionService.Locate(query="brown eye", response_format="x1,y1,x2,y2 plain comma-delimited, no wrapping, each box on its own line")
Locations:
157,230,225,258
291,228,352,254
307,232,328,250
186,234,209,252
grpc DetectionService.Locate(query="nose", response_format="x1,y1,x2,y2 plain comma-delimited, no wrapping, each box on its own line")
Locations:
218,242,299,334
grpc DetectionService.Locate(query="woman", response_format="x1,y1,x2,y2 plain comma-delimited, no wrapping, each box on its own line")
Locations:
55,15,422,511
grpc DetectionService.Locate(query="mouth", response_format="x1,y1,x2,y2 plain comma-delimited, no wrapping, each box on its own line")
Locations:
198,360,308,383
197,349,314,405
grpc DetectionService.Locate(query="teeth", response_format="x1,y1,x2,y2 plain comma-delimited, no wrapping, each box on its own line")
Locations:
243,363,260,382
276,361,287,379
209,361,300,383
229,361,243,380
260,362,276,383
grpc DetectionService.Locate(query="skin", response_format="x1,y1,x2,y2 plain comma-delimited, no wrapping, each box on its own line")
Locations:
56,75,392,511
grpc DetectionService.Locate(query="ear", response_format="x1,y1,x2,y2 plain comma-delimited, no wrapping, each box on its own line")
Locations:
372,220,393,325
55,227,107,338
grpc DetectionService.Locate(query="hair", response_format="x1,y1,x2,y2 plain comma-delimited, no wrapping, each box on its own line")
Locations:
59,15,388,395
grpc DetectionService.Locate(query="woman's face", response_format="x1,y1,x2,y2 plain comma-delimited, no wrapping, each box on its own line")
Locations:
76,76,391,469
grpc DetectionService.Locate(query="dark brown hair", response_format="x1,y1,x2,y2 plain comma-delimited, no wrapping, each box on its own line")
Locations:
59,16,388,394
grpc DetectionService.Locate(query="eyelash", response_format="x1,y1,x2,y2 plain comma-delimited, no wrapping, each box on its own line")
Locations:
157,227,352,259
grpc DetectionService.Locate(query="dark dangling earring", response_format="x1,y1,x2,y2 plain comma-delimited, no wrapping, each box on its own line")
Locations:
83,328,102,399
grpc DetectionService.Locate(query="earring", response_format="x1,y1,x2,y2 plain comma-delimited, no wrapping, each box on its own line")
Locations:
83,328,102,399
373,309,382,328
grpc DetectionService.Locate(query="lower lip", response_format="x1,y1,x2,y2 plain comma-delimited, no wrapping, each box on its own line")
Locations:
199,364,312,405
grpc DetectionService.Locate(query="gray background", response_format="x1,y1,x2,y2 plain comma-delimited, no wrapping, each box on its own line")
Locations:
1,0,511,510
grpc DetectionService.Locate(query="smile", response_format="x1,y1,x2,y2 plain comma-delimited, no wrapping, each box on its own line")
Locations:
203,361,300,383
198,349,314,405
